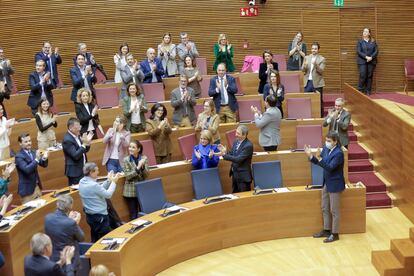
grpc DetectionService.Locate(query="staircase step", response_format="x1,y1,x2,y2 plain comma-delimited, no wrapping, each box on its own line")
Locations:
372,250,404,276
367,193,392,208
349,172,386,193
348,159,373,172
391,239,414,269
348,131,358,142
410,228,414,243
348,142,369,160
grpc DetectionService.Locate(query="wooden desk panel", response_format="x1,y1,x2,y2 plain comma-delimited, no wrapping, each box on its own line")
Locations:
87,186,366,275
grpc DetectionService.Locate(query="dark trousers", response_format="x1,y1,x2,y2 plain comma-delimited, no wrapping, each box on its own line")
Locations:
130,123,145,133
232,177,251,193
304,80,324,117
106,159,123,173
263,145,278,151
277,106,284,118
67,175,83,186
85,213,112,242
358,63,376,95
124,196,140,221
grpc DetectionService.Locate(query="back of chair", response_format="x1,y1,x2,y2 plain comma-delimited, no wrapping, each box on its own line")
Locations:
280,74,301,93
200,76,210,98
135,178,167,214
238,99,262,123
296,125,323,149
78,242,93,276
287,98,312,119
405,59,414,77
142,83,165,103
234,76,244,96
252,160,283,189
191,167,223,200
95,87,119,108
273,54,287,71
196,57,208,76
140,139,157,166
311,162,324,186
178,133,197,160
225,129,236,148
194,104,204,117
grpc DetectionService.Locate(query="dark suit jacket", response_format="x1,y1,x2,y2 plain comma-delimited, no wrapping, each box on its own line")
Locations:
35,52,62,87
170,86,197,125
0,251,4,268
310,145,345,193
44,210,85,270
208,74,238,113
140,58,164,83
62,132,90,179
356,39,378,65
0,60,14,93
74,102,100,135
258,62,278,94
15,149,48,197
72,52,96,67
70,66,97,102
223,138,253,183
24,255,74,276
28,72,54,110
263,83,285,110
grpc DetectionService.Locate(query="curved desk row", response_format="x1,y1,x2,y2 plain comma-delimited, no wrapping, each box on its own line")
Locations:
86,185,366,276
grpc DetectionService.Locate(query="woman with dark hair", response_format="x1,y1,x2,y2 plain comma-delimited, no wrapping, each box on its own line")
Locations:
287,32,307,71
122,140,149,220
191,130,220,170
113,42,129,83
75,88,100,139
102,115,131,173
258,50,279,94
145,103,172,164
263,70,285,117
35,98,57,150
122,83,147,133
157,33,177,78
357,27,378,95
182,55,202,98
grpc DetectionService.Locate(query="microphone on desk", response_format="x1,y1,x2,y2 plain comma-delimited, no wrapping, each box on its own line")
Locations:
160,201,178,217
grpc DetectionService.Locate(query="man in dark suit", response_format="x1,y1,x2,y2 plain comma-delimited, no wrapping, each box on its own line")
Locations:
0,47,15,118
70,54,97,102
208,63,238,123
305,131,345,243
170,75,197,127
24,232,75,276
35,41,62,88
140,48,164,83
45,194,84,273
15,133,48,203
28,60,54,115
218,125,253,192
62,117,93,185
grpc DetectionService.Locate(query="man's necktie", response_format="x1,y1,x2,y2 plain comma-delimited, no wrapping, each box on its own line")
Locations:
220,77,226,105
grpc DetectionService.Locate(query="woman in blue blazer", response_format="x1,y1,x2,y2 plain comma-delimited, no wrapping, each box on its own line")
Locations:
192,130,220,170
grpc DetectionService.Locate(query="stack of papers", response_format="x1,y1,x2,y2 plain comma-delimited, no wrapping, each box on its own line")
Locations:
101,237,126,244
131,219,150,226
220,194,239,199
24,199,47,208
166,205,189,212
274,188,291,193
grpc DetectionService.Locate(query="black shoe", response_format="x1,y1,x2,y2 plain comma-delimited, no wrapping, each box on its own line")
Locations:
323,233,339,243
313,230,331,238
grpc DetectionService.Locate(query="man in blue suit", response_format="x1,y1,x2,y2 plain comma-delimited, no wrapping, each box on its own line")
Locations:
28,60,54,115
35,41,62,88
140,48,164,83
208,63,238,123
24,232,75,276
70,54,97,102
305,131,345,243
45,194,85,273
15,133,48,203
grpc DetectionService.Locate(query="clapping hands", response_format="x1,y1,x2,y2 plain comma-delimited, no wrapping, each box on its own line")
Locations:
81,132,94,146
2,163,16,178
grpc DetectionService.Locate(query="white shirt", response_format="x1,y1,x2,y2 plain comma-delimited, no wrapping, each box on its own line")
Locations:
83,103,95,131
130,97,141,124
109,132,121,159
216,75,229,105
309,55,317,80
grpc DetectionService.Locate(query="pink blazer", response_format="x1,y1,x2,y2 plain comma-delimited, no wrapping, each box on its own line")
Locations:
102,128,131,166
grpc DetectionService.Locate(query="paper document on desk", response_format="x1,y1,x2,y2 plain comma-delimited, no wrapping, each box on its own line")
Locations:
221,194,239,199
101,237,126,244
274,188,291,193
131,219,150,226
0,219,9,227
70,184,79,190
24,199,47,208
167,205,189,212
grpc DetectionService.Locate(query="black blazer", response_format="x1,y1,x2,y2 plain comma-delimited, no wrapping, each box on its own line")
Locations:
28,72,54,110
62,132,90,178
223,138,254,183
258,62,279,94
75,102,99,135
356,39,378,65
24,254,74,276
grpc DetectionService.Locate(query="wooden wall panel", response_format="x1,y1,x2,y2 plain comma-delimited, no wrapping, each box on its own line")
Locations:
0,1,414,102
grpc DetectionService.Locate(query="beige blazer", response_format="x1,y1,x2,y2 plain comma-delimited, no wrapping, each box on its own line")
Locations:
195,112,220,143
302,54,326,88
